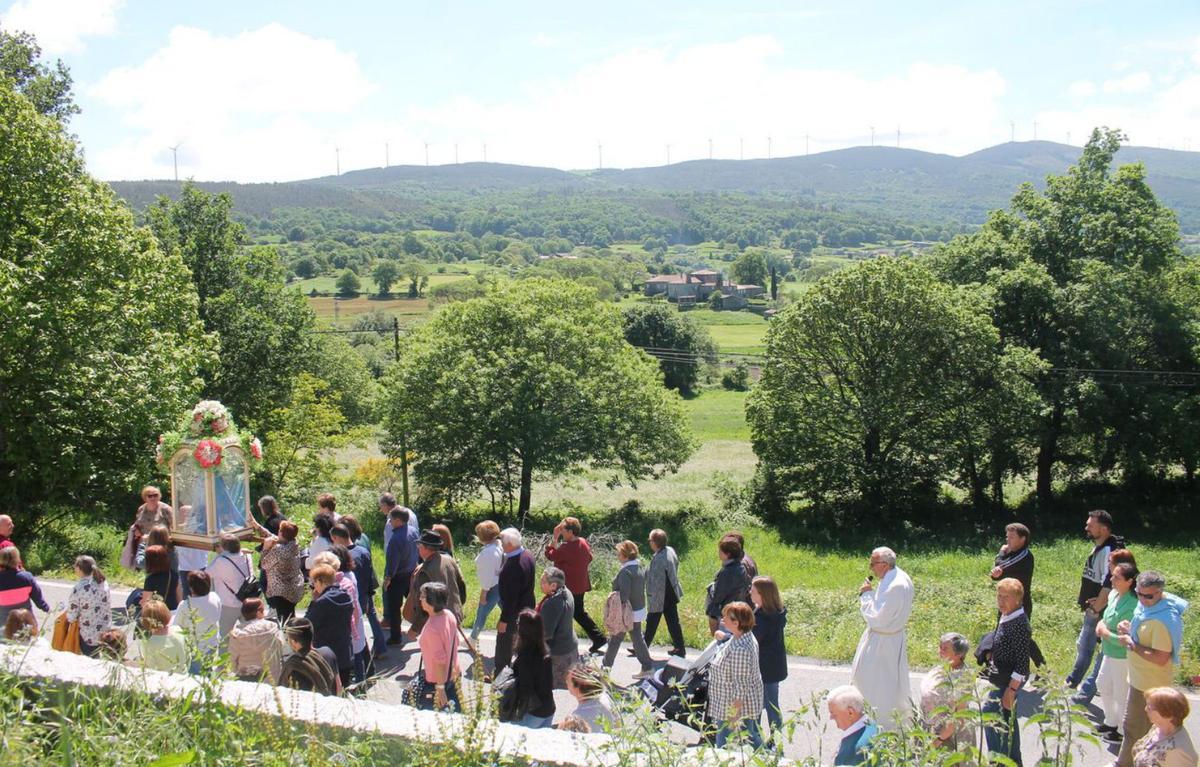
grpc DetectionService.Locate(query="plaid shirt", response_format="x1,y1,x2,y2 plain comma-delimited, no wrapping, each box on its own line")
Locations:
707,632,764,722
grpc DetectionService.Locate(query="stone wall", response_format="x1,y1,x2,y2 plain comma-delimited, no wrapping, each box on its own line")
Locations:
0,645,739,766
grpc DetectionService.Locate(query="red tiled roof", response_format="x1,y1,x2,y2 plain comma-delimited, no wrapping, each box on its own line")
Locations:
647,274,687,283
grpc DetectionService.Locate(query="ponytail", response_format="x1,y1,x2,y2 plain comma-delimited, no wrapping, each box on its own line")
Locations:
75,555,106,585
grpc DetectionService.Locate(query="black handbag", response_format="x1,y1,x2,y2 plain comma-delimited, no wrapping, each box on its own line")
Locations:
405,632,458,710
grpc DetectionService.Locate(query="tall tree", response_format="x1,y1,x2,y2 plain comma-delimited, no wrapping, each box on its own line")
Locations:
747,257,1024,520
0,26,78,122
385,279,695,518
0,79,212,515
372,259,400,297
400,260,429,297
622,303,716,395
731,248,768,286
932,127,1192,509
148,185,316,431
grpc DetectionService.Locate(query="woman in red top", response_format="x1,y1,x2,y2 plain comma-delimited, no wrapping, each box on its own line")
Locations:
545,517,606,654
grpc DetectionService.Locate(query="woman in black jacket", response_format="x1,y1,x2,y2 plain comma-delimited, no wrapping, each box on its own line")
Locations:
750,576,788,743
982,578,1031,767
511,608,556,728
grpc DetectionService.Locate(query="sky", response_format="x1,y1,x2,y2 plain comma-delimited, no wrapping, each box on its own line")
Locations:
4,0,1200,182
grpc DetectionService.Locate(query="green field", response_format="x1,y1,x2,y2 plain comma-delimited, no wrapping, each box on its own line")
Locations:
687,308,769,354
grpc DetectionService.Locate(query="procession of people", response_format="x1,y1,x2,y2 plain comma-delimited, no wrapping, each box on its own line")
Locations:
0,496,1195,767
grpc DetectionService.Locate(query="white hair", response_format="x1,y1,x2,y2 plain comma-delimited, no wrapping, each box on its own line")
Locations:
827,685,865,714
499,527,523,549
939,632,970,658
871,547,897,567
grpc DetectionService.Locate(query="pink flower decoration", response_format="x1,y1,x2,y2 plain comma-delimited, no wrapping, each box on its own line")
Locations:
249,437,263,460
193,439,223,469
211,418,229,434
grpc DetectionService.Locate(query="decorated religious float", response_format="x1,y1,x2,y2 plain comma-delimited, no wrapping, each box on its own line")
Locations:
157,400,263,550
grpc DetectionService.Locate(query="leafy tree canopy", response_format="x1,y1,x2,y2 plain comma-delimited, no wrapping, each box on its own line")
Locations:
148,185,316,431
747,257,1027,520
0,80,211,515
0,25,77,122
385,278,695,517
622,304,716,396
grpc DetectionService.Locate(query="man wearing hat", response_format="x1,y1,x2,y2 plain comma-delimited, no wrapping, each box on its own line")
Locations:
404,530,467,637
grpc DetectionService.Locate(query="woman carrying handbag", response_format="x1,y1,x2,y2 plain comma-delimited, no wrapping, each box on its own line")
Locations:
411,582,461,711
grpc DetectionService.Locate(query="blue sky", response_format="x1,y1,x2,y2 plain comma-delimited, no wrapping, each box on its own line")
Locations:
3,0,1198,181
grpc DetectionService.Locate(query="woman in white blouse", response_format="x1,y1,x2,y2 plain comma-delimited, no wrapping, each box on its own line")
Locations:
470,521,504,641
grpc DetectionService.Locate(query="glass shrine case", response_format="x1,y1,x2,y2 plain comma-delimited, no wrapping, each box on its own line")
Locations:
159,401,261,551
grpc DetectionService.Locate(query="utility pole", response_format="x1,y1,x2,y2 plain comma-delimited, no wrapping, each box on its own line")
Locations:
335,146,340,176
168,144,180,181
392,317,410,507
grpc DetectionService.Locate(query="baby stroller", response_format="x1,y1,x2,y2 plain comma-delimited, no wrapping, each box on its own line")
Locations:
633,639,722,736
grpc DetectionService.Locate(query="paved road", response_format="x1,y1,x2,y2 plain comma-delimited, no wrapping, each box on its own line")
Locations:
36,578,1198,764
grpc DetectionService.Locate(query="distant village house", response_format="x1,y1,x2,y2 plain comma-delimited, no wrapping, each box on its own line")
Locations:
644,268,764,308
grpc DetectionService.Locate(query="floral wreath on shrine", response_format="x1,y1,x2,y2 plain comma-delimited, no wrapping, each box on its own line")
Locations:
157,400,264,470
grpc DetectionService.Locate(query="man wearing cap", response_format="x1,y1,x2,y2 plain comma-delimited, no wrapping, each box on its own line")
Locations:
404,530,466,638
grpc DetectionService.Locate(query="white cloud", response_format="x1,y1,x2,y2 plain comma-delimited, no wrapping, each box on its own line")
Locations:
1068,80,1097,98
88,23,374,181
402,37,1008,170
1035,70,1200,149
87,33,1010,181
0,0,122,54
1102,72,1152,94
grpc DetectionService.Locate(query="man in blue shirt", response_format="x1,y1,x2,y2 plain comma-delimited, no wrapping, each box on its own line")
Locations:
383,507,419,646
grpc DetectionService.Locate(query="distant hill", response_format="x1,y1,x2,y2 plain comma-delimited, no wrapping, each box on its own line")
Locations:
109,141,1200,231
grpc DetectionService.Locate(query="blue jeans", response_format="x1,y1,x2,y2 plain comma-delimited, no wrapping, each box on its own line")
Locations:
519,713,553,729
1067,610,1100,691
983,689,1022,767
364,599,387,654
762,682,782,735
470,586,500,640
715,718,763,749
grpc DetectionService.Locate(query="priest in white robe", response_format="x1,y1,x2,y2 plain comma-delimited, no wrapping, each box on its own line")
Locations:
850,546,914,730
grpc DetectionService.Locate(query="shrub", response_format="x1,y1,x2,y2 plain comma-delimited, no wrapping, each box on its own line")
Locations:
721,362,750,391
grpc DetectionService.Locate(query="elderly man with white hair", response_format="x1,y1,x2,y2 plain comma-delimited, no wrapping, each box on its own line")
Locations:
828,685,879,765
850,546,915,730
494,527,536,674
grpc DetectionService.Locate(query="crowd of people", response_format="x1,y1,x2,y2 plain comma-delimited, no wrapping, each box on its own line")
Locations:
0,501,1194,766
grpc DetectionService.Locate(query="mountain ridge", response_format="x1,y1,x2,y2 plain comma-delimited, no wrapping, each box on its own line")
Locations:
109,141,1200,231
